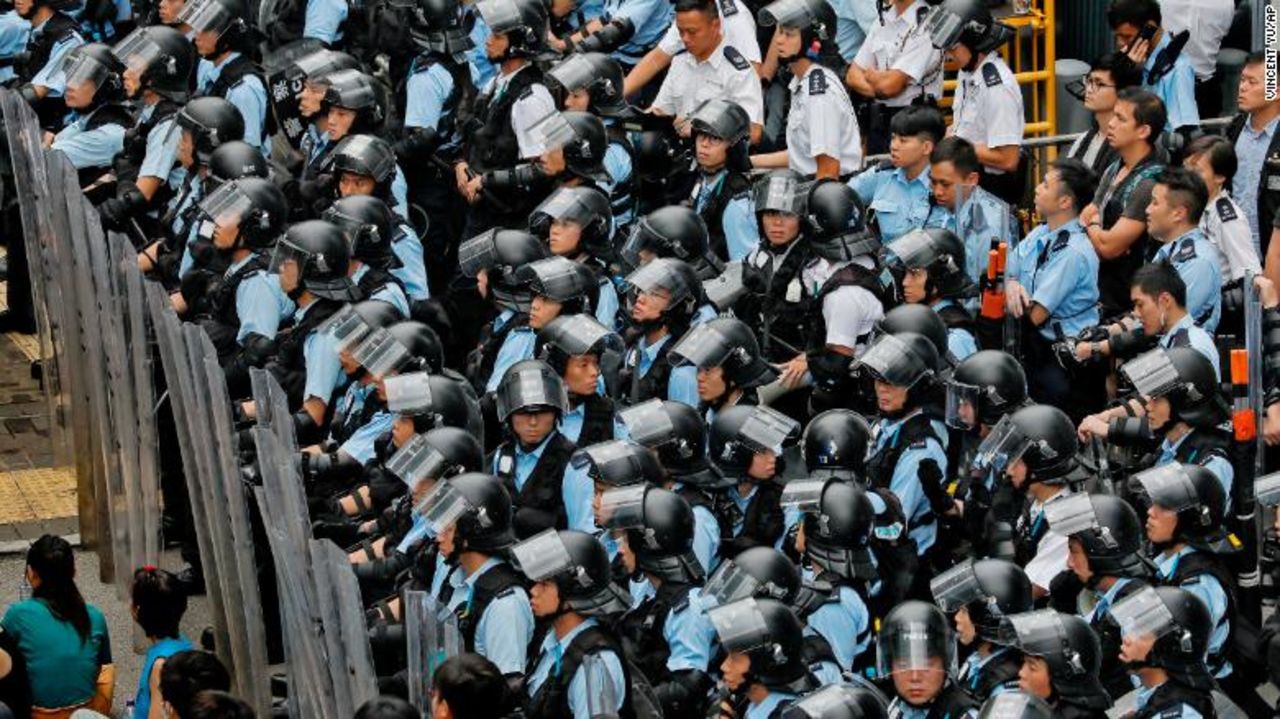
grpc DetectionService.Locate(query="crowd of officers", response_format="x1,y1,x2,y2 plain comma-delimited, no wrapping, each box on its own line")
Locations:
5,0,1280,714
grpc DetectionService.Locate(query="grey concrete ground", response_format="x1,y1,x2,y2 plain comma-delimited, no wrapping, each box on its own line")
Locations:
0,546,210,715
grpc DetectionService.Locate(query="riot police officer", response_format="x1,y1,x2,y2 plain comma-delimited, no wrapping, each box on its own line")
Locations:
180,0,270,151
528,185,619,328
619,257,703,406
1043,492,1152,700
884,228,979,361
1110,585,1218,718
684,98,757,262
782,684,893,719
930,558,1031,702
708,597,818,718
514,529,632,719
538,314,624,446
708,404,799,558
47,43,132,187
1004,609,1111,718
669,317,779,422
323,195,411,317
485,256,596,392
13,0,84,129
621,204,721,282
876,601,978,718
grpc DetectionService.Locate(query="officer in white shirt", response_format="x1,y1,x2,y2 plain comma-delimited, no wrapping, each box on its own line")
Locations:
1184,135,1262,284
845,0,943,154
649,0,764,145
749,0,861,179
621,0,760,98
927,0,1023,206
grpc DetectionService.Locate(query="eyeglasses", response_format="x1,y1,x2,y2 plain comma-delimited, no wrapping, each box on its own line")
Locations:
1084,77,1115,91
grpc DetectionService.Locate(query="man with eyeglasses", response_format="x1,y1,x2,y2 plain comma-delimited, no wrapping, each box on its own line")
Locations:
1226,52,1280,272
1064,52,1143,177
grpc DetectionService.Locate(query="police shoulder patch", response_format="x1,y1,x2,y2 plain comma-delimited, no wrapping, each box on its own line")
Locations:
909,439,928,449
1216,196,1238,223
723,45,750,71
1051,230,1070,252
876,158,894,172
517,84,535,100
1175,238,1197,262
982,62,1002,88
718,0,738,17
808,69,828,96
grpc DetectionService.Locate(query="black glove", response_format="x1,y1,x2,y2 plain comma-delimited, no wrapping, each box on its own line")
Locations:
99,186,147,230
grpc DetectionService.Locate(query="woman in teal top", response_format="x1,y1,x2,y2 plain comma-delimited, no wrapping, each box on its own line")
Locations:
1,535,113,713
129,567,193,719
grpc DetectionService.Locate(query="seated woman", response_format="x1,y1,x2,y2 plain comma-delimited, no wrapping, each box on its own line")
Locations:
2,535,112,718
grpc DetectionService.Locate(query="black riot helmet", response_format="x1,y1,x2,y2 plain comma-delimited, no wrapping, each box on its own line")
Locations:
975,693,1054,719
669,317,779,389
1043,493,1150,584
708,598,817,693
206,141,269,190
547,53,629,117
474,0,548,59
804,180,878,262
599,485,704,584
529,185,614,259
782,478,876,581
1119,347,1228,429
382,372,484,436
752,170,808,243
885,228,975,302
876,601,957,685
974,404,1078,486
1109,585,1214,690
270,220,361,301
196,177,288,252
708,405,800,479
385,424,484,490
758,0,838,65
624,257,704,329
511,529,630,616
1130,463,1234,554
557,111,610,184
926,0,1013,57
368,320,446,375
323,195,399,271
458,228,550,313
285,47,362,86
537,314,622,378
781,684,892,719
688,98,752,171
17,0,79,17
517,256,597,316
174,97,246,165
701,546,801,607
621,206,713,273
494,359,570,422
409,0,475,61
877,305,951,367
931,558,1033,646
111,25,195,101
329,300,404,357
570,440,665,489
802,409,872,480
855,332,940,392
331,134,399,190
618,399,724,488
178,0,251,56
1001,610,1109,708
946,350,1028,431
415,472,516,553
322,69,387,135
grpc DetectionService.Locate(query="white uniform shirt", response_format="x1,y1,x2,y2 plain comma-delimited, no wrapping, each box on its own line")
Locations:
652,39,764,124
486,64,559,159
952,53,1024,171
1024,490,1072,592
851,0,943,108
1199,189,1262,281
657,0,761,63
1159,0,1235,82
787,64,863,175
801,255,884,350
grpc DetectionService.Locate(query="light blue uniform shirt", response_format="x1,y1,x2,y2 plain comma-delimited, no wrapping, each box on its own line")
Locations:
849,164,947,244
485,325,538,392
595,276,619,329
946,185,1016,291
694,170,758,261
446,557,535,675
1232,114,1279,239
137,105,181,185
1134,681,1204,718
391,223,430,300
297,301,346,404
560,460,597,534
0,12,30,85
669,483,721,574
828,0,877,62
932,300,978,360
30,20,82,94
351,263,411,317
1011,219,1101,341
1155,432,1234,511
525,619,627,719
51,109,126,169
404,59,454,130
339,410,394,464
174,182,204,278
196,53,269,151
957,646,1020,697
870,412,945,554
491,432,556,493
1158,313,1220,378
304,0,349,45
1153,229,1222,333
664,586,718,672
1142,32,1199,132
632,334,700,407
746,692,796,719
602,142,634,228
600,0,672,65
391,165,410,219
1156,546,1230,678
466,10,494,90
232,256,294,344
806,585,871,670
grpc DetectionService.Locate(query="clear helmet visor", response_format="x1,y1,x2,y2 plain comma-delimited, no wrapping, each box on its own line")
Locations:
351,328,411,380
474,0,524,34
1108,585,1178,641
597,484,648,530
876,620,956,675
197,179,255,229
264,39,329,77
268,236,314,274
543,314,620,357
617,399,677,449
333,135,397,183
972,414,1032,475
924,7,966,48
458,229,499,277
1256,471,1280,508
751,174,806,216
779,478,826,513
944,380,982,431
758,0,814,28
736,406,800,454
706,597,772,653
977,693,1055,719
532,187,600,228
1131,464,1198,512
1119,348,1183,399
386,433,452,488
112,28,165,73
668,323,734,369
528,110,578,153
1042,493,1101,538
624,259,694,304
495,366,568,420
547,53,596,93
414,479,475,534
701,558,769,608
525,257,588,302
178,0,234,33
511,528,575,582
383,372,435,414
570,440,642,479
996,610,1077,671
857,334,928,388
321,305,376,353
884,229,936,272
62,52,112,92
929,559,985,613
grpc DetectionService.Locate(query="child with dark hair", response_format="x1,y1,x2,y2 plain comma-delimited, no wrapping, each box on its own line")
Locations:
431,653,510,719
188,690,256,719
130,567,194,718
2,535,113,714
355,695,421,719
158,650,231,719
